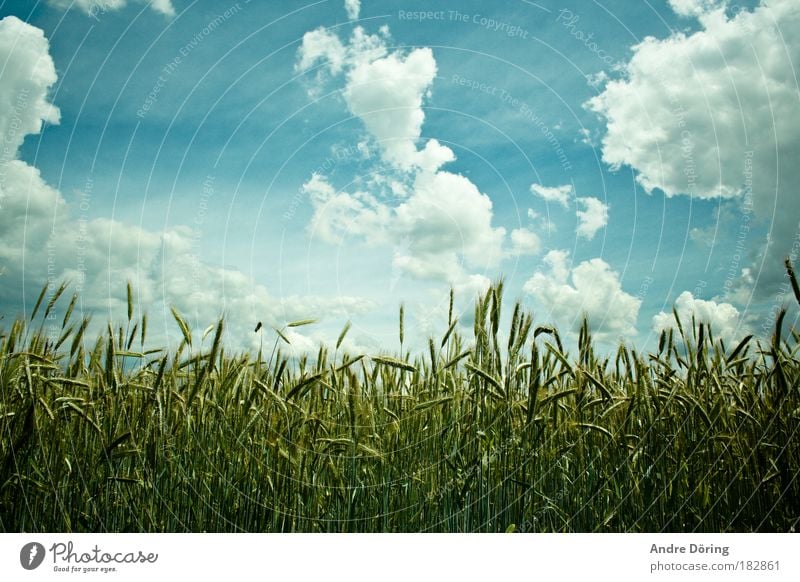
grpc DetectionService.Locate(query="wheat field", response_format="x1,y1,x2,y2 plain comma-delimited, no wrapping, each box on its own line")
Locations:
1,264,799,533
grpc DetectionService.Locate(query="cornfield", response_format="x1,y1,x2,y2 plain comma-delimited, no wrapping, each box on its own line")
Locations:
1,265,799,533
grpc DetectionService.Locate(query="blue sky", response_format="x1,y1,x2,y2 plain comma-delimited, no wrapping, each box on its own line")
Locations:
0,0,796,354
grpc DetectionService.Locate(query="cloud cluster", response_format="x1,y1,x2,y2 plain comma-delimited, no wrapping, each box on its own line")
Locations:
297,24,511,295
652,291,746,345
0,17,60,160
529,183,608,240
523,250,641,341
0,16,370,354
47,0,176,18
587,0,800,296
0,16,64,302
667,0,725,18
297,25,456,173
304,170,505,294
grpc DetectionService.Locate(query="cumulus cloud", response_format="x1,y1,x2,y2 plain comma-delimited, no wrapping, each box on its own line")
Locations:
523,250,641,340
297,25,457,172
0,17,60,161
297,23,507,297
0,17,370,355
0,15,63,292
296,27,347,76
530,183,572,208
47,0,176,17
395,171,505,269
510,228,541,256
652,291,746,344
344,47,441,169
668,0,726,18
586,0,800,296
344,0,360,20
304,169,505,293
575,197,609,240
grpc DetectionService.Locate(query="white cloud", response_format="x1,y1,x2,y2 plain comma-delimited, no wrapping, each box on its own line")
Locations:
0,16,64,289
47,0,175,17
296,27,347,76
586,0,800,296
304,169,506,290
344,0,360,20
0,18,371,354
304,173,390,245
297,25,455,172
0,16,60,161
344,46,442,170
575,197,609,240
510,228,541,256
395,170,505,269
530,183,571,208
298,22,507,294
652,291,746,344
149,0,176,17
523,250,641,340
668,0,726,18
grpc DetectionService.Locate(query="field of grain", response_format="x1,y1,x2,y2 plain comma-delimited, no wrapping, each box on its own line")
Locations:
1,265,799,532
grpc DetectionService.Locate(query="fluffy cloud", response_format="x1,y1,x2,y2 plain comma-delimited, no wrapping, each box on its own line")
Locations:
575,197,609,240
344,0,360,20
47,0,175,17
344,47,441,169
297,23,507,296
0,17,370,355
530,183,572,208
652,291,746,344
304,169,505,292
0,16,64,295
303,173,390,245
510,228,541,256
0,17,60,161
296,27,347,76
586,0,800,296
523,250,641,340
395,171,505,268
668,0,725,18
297,25,456,172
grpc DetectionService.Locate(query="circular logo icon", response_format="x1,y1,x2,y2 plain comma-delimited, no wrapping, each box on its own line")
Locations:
20,542,46,570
